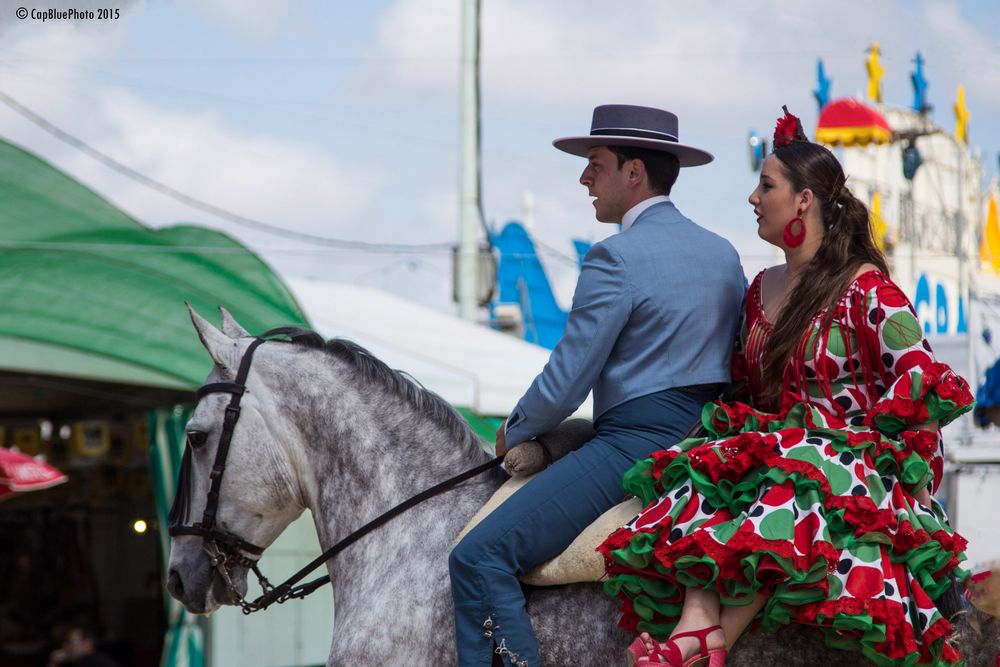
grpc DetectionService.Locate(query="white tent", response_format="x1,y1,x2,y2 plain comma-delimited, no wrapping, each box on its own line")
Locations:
285,277,593,419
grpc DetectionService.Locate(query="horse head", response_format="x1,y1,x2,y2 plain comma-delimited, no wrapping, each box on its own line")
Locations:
166,306,307,614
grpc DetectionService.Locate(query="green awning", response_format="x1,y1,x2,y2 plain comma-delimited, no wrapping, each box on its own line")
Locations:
455,406,503,445
0,138,309,390
149,407,204,667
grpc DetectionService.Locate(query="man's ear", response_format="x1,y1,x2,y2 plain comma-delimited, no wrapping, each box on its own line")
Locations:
627,158,647,188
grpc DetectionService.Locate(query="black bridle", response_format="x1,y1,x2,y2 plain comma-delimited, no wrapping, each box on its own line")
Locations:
168,327,504,614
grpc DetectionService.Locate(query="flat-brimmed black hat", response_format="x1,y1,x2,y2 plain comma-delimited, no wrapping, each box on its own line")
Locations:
553,104,713,167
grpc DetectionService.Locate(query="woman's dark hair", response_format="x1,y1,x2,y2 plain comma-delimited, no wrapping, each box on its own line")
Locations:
608,146,681,195
760,141,889,405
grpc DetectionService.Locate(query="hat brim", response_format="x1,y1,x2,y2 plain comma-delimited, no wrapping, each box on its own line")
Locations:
552,135,714,167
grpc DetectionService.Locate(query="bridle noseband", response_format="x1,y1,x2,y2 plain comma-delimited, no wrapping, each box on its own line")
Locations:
169,327,504,614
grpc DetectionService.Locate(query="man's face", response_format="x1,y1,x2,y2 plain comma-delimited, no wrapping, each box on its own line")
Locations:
579,146,629,224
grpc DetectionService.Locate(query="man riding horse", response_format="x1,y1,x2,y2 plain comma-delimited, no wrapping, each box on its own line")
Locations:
449,105,747,667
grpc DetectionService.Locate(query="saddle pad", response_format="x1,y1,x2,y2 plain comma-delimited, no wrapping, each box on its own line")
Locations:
455,475,643,586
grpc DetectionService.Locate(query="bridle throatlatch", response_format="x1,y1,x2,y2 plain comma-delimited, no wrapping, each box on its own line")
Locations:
169,327,504,614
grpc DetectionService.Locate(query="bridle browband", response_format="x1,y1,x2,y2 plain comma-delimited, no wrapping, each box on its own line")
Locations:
168,327,504,614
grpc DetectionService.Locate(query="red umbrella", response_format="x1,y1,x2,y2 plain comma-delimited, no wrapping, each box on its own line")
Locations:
0,446,68,499
815,97,892,146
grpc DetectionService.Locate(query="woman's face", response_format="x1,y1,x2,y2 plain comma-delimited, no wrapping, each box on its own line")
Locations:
748,155,802,247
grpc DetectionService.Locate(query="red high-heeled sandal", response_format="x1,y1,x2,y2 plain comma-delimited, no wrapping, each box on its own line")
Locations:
639,625,726,667
626,633,657,665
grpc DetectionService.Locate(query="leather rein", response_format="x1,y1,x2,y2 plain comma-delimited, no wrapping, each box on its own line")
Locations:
168,327,504,614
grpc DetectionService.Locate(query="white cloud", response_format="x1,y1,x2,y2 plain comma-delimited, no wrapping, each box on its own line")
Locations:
87,91,382,235
0,19,383,242
359,0,1000,292
360,0,999,131
194,0,293,39
918,3,1000,108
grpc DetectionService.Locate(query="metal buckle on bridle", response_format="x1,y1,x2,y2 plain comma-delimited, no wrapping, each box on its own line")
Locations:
223,405,241,426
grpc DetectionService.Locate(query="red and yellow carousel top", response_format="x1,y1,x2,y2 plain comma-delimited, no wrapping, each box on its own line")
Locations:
815,97,892,146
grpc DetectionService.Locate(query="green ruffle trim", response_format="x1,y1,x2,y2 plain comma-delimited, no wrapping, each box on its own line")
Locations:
869,368,975,435
607,439,966,663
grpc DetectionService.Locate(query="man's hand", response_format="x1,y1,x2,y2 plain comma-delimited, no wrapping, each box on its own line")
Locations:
495,419,508,457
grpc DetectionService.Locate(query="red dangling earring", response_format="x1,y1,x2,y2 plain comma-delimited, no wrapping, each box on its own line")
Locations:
783,208,805,248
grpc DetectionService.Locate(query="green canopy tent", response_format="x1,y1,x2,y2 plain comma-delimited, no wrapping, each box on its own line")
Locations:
0,137,513,666
0,139,309,394
0,137,310,667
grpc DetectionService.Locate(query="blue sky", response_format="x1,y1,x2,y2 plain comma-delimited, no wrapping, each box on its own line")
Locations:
1,0,997,314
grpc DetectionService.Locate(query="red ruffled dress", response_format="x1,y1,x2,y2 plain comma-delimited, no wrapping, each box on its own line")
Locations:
599,270,974,666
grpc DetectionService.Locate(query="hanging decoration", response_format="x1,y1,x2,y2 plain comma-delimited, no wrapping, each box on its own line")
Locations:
910,52,930,114
0,446,68,500
813,58,832,111
954,84,970,145
865,42,884,104
981,194,1000,274
870,191,889,251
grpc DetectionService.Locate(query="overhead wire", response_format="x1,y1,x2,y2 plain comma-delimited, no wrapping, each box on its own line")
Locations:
0,89,454,253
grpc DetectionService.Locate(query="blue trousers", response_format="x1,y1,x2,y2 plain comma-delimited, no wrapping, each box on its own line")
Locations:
449,386,717,666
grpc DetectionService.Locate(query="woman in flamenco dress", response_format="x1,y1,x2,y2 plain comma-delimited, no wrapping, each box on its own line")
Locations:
599,108,974,667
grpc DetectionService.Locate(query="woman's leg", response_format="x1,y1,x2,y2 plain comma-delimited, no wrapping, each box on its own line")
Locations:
639,590,766,659
720,593,766,649
640,588,726,659
668,588,726,657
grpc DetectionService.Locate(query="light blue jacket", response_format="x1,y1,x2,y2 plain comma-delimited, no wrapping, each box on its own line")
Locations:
504,200,745,444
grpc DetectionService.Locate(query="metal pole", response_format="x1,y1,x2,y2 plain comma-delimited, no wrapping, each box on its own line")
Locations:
457,0,480,321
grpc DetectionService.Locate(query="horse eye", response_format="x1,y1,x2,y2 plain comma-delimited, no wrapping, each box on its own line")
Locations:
187,431,208,448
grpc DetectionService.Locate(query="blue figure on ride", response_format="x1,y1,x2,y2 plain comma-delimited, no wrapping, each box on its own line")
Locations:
449,105,746,667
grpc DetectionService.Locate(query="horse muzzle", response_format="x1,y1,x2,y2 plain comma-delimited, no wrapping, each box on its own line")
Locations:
167,543,248,613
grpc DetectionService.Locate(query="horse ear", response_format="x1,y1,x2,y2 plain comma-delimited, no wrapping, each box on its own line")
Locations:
218,306,252,338
187,303,239,374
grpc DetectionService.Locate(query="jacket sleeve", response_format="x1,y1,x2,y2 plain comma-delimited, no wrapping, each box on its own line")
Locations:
504,242,631,445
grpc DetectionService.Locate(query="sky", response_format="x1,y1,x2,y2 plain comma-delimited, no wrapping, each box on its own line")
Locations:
0,0,997,317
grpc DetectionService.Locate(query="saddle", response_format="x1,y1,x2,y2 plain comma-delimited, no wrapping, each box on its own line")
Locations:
457,419,642,586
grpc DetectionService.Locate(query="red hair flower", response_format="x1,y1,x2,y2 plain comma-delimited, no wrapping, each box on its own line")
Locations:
773,105,806,148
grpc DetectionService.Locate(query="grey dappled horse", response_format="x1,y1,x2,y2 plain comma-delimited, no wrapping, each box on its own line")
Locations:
166,308,996,667
166,308,630,665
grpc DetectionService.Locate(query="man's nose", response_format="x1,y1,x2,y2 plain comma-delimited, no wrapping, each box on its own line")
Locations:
580,168,592,187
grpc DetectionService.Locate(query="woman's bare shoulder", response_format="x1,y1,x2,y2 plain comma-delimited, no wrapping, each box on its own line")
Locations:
853,263,881,279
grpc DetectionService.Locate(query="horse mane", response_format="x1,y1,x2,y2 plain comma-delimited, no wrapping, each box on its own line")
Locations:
273,327,480,446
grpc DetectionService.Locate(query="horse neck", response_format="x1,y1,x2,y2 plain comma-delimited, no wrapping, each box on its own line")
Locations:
281,351,500,549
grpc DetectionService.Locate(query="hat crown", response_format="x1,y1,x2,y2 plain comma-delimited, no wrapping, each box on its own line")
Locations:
551,103,712,166
590,105,679,143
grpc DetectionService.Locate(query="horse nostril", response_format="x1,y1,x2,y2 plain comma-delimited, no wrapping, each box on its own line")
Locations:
167,569,185,598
